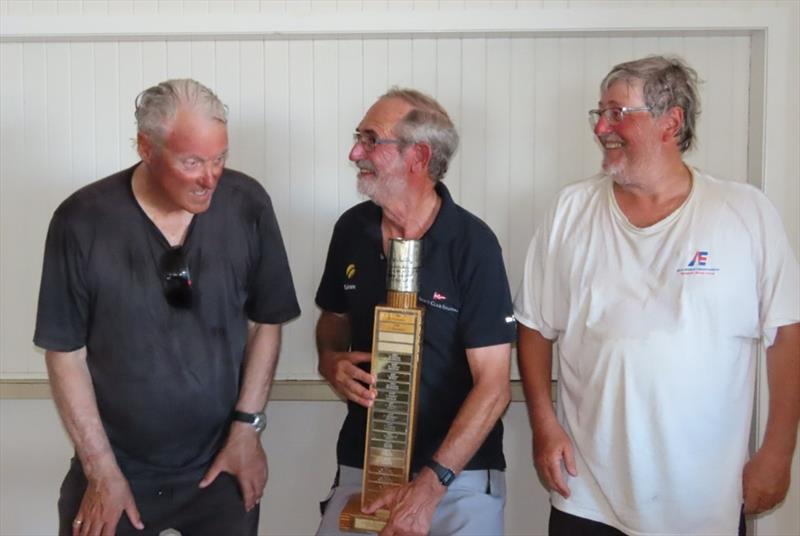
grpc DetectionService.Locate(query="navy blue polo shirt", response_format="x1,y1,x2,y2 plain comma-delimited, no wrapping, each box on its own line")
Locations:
315,182,515,472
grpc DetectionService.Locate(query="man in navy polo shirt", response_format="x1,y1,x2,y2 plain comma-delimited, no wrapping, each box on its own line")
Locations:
314,88,516,536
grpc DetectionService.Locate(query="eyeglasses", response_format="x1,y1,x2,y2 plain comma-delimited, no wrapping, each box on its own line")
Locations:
160,247,193,309
588,106,652,128
352,132,405,153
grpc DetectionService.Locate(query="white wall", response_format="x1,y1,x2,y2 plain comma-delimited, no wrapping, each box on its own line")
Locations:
1,1,798,535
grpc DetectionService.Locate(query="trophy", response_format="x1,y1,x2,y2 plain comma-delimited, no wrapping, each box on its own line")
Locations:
339,238,424,533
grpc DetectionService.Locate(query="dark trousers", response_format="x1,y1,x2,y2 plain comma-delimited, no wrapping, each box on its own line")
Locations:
549,506,746,536
58,458,258,536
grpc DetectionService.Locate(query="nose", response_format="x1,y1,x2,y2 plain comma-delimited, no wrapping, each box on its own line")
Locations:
349,140,365,162
198,162,218,188
593,115,612,137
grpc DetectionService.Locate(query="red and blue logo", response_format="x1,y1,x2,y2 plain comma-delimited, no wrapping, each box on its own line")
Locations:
677,250,718,275
687,250,708,267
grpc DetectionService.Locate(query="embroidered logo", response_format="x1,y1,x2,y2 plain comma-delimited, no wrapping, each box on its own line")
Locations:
433,291,447,301
345,264,356,279
677,250,719,276
687,251,708,267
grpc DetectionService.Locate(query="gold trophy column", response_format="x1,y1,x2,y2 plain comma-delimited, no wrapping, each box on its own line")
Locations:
339,239,424,533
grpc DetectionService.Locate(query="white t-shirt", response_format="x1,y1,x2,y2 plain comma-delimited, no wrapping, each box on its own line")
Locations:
514,168,799,535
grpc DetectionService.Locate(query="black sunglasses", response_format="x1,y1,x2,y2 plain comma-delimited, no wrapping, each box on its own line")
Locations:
160,247,193,308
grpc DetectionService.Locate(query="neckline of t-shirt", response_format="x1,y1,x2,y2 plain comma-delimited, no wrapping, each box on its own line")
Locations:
606,167,698,236
127,163,198,251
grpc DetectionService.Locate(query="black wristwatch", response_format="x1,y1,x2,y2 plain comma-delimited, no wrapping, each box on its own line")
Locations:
426,459,456,487
232,410,267,433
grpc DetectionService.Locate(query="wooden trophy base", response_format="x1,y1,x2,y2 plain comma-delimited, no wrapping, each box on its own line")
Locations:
339,493,390,533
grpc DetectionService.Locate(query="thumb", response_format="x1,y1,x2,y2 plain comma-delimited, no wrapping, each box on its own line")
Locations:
563,444,578,477
125,500,145,530
199,463,222,489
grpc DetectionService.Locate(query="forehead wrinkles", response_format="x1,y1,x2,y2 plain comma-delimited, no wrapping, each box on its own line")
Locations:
359,98,413,135
601,79,645,106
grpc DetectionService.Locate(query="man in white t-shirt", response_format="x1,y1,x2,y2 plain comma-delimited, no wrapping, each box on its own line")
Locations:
514,55,799,535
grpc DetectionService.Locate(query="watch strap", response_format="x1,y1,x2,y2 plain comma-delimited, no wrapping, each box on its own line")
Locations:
425,459,456,487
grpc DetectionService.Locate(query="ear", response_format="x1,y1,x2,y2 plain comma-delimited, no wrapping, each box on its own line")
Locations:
137,132,153,163
661,106,684,145
409,143,432,176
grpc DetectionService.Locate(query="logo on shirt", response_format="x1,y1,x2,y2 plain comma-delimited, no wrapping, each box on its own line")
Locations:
687,250,708,267
433,291,447,301
676,250,719,275
345,264,356,279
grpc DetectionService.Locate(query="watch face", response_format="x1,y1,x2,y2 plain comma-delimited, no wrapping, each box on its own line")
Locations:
253,414,266,433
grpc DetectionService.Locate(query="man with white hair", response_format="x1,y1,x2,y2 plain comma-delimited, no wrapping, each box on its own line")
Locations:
515,55,799,535
35,79,300,535
315,88,516,535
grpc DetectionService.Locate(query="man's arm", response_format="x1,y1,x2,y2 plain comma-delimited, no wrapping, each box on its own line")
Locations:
363,342,511,536
517,324,576,498
743,322,800,514
199,322,281,511
46,349,144,536
316,310,374,407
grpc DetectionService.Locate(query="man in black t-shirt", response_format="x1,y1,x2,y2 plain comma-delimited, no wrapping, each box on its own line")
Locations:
34,79,300,536
315,88,516,535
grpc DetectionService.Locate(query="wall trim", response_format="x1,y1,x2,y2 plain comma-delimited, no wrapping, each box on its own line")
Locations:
1,378,536,402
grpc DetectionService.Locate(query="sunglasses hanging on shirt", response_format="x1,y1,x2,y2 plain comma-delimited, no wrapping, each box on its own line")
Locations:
160,246,193,309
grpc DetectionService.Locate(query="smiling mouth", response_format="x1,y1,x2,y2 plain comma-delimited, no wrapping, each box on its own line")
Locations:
191,189,211,197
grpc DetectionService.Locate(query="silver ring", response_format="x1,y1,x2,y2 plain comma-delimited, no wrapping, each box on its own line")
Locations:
73,519,83,526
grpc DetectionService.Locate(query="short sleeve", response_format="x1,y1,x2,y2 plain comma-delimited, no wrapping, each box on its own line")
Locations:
245,197,301,324
513,205,558,340
33,208,91,352
457,232,516,349
756,196,800,347
315,218,348,314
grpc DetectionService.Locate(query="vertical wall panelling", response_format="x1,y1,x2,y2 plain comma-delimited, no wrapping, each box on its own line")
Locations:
69,42,95,190
507,37,536,297
0,43,25,376
117,42,142,170
166,40,193,80
387,38,413,89
556,37,585,187
313,38,340,374
459,37,487,219
336,38,364,215
0,32,756,381
94,42,120,179
238,40,267,186
435,37,462,202
485,37,512,268
214,40,241,164
287,39,316,378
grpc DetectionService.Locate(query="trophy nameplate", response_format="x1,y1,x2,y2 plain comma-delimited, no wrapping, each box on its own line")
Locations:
339,239,423,533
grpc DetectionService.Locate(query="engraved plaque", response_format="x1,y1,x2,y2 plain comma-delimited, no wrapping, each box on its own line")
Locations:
340,240,424,533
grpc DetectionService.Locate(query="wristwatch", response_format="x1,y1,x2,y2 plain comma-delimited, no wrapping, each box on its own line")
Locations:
425,459,456,487
232,410,267,433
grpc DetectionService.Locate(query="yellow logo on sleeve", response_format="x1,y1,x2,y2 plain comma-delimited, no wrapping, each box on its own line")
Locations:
345,264,356,279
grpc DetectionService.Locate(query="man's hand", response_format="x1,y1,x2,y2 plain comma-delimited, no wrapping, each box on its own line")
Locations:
199,423,267,512
72,463,143,536
742,446,792,514
362,469,446,536
319,351,376,407
533,420,577,499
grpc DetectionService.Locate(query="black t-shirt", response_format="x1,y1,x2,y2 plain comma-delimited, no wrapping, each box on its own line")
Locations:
315,182,516,473
34,165,300,477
